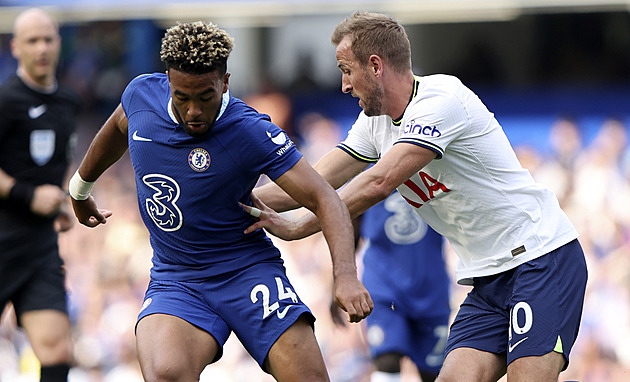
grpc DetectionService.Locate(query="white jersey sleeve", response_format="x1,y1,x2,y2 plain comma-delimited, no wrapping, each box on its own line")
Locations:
337,112,382,163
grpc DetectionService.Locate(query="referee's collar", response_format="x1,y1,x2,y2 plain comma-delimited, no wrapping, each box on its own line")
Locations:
17,69,58,94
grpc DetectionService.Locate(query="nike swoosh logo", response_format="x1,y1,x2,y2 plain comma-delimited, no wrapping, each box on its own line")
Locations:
132,131,152,142
276,306,291,319
266,131,287,145
140,298,152,313
508,337,528,353
28,104,47,119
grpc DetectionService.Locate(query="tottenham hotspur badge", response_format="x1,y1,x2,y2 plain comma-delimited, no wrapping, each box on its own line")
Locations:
188,148,211,172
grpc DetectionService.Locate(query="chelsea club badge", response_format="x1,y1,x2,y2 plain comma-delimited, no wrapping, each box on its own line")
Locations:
188,148,210,172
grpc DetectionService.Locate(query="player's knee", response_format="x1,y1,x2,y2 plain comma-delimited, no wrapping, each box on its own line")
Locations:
31,336,73,365
273,368,329,382
373,352,403,373
141,362,188,382
140,354,200,382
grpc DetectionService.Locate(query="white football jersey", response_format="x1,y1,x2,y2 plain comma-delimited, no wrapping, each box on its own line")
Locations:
339,74,578,284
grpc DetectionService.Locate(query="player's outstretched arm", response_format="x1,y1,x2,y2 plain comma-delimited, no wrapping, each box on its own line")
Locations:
334,143,437,219
69,103,128,227
246,157,373,322
253,147,368,212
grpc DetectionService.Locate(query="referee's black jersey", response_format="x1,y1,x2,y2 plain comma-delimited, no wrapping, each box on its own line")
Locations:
0,75,82,226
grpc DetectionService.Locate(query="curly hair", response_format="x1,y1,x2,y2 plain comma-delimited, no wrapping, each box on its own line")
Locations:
160,21,234,75
331,11,411,74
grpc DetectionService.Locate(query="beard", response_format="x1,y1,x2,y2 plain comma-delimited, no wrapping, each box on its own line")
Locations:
360,72,384,117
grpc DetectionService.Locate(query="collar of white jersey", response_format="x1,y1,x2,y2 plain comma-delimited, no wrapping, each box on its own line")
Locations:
167,90,231,126
392,76,421,126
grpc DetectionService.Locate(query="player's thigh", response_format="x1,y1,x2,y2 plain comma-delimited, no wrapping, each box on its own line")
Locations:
220,260,315,369
507,351,565,382
136,313,219,381
264,314,329,382
440,289,508,382
20,309,72,364
437,347,506,382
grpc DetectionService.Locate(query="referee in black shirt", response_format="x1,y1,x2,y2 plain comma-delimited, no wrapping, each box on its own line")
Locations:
0,8,81,382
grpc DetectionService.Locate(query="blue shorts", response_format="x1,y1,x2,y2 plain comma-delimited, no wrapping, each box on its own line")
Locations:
444,239,587,369
137,259,314,369
365,300,450,374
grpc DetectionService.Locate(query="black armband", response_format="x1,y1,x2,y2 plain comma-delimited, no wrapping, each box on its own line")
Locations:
8,181,35,208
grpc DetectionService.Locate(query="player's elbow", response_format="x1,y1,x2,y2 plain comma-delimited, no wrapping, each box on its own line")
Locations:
368,176,397,204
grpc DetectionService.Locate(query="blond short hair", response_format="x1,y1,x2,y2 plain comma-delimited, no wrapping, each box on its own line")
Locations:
331,11,411,74
160,21,234,75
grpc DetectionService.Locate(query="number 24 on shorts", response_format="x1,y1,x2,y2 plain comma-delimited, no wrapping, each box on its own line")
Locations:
250,277,298,319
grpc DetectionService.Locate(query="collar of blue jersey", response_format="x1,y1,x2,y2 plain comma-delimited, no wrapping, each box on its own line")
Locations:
167,90,231,126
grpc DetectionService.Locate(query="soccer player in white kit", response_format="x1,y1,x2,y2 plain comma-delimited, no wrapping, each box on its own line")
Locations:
246,11,587,382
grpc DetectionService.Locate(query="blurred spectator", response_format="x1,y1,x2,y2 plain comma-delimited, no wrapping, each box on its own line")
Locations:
296,112,343,164
537,115,583,205
242,77,298,143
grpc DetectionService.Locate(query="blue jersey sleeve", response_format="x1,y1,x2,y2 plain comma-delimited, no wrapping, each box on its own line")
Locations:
121,74,168,119
232,111,302,181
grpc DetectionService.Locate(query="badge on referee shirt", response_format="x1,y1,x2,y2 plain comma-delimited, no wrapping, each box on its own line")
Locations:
30,130,55,166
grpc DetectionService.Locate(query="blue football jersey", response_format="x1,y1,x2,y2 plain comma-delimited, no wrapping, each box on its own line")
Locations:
361,190,451,318
121,73,302,280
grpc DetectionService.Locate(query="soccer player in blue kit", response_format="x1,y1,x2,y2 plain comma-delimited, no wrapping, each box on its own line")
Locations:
330,190,451,382
69,21,372,381
247,11,588,382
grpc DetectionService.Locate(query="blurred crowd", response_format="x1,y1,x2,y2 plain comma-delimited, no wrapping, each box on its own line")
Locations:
2,108,630,382
2,19,630,382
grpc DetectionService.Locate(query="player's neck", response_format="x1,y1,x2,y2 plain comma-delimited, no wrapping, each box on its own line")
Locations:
17,67,57,94
384,71,415,120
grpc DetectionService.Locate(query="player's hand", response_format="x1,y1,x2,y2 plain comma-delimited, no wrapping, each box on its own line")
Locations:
54,201,75,232
240,192,299,240
333,273,373,323
329,298,348,328
31,184,66,217
71,195,112,227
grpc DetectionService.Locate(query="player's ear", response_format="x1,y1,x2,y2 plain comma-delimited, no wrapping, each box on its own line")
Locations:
10,38,19,60
222,72,230,93
368,55,382,77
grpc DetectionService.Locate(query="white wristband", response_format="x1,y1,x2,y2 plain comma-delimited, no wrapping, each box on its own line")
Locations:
68,170,95,200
